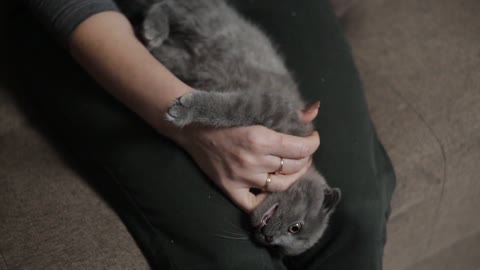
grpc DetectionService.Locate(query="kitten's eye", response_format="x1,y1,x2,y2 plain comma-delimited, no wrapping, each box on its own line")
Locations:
288,222,303,234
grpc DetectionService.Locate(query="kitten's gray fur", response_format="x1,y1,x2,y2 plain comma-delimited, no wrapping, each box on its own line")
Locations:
133,0,341,256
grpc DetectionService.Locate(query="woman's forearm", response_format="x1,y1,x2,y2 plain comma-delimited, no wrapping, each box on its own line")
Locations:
68,11,192,140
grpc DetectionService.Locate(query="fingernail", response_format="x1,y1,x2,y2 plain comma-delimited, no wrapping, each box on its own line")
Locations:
307,101,321,112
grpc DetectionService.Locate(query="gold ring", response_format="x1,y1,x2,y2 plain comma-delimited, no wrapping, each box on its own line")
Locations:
275,157,284,174
264,173,272,190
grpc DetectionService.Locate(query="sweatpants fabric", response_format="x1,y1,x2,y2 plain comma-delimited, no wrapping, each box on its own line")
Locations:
7,0,396,269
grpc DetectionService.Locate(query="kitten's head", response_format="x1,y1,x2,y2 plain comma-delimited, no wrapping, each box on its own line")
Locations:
251,172,341,256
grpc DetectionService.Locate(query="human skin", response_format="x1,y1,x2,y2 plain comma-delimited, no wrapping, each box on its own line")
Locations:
68,11,320,212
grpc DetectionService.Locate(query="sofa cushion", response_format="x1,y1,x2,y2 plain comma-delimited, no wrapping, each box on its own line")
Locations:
343,0,480,269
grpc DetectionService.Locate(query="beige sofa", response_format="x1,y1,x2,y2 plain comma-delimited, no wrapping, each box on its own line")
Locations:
1,0,479,269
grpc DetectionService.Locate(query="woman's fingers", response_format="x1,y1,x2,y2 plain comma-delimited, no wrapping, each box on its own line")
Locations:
263,161,312,192
228,158,310,212
231,157,312,212
297,100,320,124
229,157,309,212
248,159,312,192
262,155,311,175
267,130,320,159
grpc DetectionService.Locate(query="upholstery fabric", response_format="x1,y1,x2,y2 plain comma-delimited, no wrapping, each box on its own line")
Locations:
1,0,479,269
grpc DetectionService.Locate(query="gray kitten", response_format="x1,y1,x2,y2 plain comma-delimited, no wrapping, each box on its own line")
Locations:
134,0,341,256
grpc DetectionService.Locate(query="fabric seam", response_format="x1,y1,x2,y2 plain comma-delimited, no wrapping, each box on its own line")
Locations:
101,165,176,269
0,250,9,270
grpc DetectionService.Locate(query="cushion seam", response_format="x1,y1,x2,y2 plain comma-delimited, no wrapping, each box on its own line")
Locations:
0,249,10,270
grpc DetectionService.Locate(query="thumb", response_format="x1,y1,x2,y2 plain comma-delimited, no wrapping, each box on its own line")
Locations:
232,189,268,213
297,100,320,124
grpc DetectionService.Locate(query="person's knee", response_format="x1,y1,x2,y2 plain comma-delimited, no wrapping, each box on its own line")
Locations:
335,166,393,245
166,241,278,270
333,196,388,257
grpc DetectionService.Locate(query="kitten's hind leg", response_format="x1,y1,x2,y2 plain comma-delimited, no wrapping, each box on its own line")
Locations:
142,1,170,49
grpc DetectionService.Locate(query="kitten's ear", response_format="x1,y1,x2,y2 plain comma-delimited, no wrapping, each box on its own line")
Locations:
261,203,279,223
323,188,341,214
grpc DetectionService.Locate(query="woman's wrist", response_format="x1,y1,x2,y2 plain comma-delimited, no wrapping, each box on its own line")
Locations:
151,102,192,145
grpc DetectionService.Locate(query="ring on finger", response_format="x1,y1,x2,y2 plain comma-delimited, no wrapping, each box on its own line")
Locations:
275,157,284,174
264,173,272,191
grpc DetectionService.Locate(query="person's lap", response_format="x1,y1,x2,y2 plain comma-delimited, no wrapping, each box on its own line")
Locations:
8,0,395,269
229,1,395,269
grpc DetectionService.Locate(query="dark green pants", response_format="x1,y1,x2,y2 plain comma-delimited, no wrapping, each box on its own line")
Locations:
8,0,395,269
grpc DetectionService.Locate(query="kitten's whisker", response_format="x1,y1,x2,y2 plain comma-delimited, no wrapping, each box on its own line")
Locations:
218,229,249,236
219,232,248,237
213,234,249,240
222,218,247,231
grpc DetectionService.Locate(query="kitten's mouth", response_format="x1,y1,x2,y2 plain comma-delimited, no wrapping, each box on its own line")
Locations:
255,203,279,231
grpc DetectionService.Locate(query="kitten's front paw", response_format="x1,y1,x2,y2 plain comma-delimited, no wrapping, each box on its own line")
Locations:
166,92,198,127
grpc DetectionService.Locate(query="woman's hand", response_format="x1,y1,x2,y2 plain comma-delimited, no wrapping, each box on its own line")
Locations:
174,106,320,213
